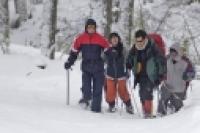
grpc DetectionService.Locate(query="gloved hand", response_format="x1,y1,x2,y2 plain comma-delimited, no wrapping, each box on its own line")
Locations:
154,79,160,87
183,71,195,81
64,62,71,70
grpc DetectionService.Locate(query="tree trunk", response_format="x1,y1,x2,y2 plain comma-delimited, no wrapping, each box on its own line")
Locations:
48,0,58,60
127,0,134,46
139,0,145,30
104,0,112,38
0,0,10,54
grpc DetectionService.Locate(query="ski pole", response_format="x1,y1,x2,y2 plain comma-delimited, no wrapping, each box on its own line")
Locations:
156,82,162,116
131,86,140,116
66,69,70,105
128,76,140,117
190,82,193,92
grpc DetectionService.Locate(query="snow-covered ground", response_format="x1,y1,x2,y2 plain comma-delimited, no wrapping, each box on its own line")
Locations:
0,45,200,133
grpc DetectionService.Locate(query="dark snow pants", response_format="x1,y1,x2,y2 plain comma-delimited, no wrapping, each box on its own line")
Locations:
82,70,104,112
138,77,154,104
157,85,184,115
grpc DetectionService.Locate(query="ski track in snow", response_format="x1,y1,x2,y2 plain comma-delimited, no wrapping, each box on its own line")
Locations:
0,45,200,133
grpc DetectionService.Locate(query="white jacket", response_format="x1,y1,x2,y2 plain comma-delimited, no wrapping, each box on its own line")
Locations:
166,43,188,93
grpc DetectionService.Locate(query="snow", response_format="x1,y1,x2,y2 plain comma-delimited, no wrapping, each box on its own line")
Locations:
0,45,200,133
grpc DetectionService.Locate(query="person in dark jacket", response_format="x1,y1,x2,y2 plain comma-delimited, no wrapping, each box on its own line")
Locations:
105,32,134,114
126,29,166,118
64,19,110,113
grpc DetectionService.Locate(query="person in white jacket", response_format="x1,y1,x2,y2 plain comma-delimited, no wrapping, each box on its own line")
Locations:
158,43,195,116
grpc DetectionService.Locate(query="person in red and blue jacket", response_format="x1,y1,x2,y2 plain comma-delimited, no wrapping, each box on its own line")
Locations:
64,19,110,113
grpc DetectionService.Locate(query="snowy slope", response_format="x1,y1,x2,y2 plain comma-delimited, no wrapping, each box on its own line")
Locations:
0,45,200,133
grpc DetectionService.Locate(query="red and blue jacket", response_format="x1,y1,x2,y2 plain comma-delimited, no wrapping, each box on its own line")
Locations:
67,32,110,72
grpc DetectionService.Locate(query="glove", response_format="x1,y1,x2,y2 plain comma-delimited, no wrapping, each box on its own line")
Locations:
154,79,160,87
183,71,195,81
64,62,71,70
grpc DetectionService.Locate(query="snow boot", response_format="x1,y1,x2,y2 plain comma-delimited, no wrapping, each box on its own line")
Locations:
125,100,134,114
142,100,153,118
126,105,134,114
79,98,90,109
108,105,117,113
108,102,116,113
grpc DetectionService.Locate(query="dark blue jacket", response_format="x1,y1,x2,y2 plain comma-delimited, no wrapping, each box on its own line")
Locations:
105,43,127,79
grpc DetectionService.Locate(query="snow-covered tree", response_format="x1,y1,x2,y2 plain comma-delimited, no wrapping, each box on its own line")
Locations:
14,0,28,21
103,0,112,38
31,0,43,5
41,0,58,59
0,0,10,54
139,0,200,64
112,0,135,47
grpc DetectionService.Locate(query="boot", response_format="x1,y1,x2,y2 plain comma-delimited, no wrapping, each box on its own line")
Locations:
126,105,134,114
108,105,117,113
79,98,90,109
142,100,153,118
125,100,134,114
108,102,116,113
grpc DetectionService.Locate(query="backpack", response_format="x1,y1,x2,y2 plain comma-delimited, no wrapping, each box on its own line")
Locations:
148,33,166,56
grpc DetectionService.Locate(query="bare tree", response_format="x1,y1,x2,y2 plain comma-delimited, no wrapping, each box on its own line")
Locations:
49,0,58,59
183,15,200,63
127,0,134,46
138,0,145,30
0,0,10,54
41,0,58,59
112,0,120,23
104,0,112,38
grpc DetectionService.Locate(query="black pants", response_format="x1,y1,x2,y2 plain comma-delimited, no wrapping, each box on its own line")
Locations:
138,77,154,104
157,84,184,115
82,70,104,112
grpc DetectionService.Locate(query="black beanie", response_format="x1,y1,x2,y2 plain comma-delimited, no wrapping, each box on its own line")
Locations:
85,19,96,30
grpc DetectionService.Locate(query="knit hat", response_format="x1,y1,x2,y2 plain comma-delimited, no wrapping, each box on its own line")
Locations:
85,18,96,30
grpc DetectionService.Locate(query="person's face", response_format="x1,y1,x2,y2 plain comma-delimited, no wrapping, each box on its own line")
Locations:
111,36,119,47
86,25,96,34
170,48,178,59
135,37,146,49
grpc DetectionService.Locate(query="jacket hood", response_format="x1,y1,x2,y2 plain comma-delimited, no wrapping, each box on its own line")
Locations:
170,43,182,56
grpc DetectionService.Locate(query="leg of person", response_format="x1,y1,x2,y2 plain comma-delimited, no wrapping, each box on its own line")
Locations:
106,78,117,112
118,79,134,114
79,71,92,106
157,85,171,116
91,71,104,112
170,93,184,112
139,78,154,118
183,82,189,100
